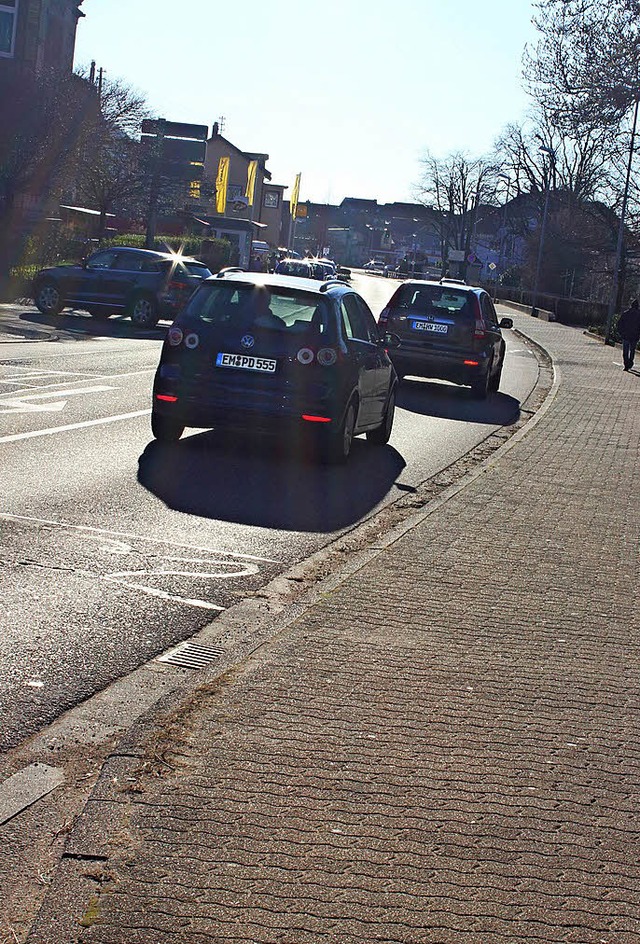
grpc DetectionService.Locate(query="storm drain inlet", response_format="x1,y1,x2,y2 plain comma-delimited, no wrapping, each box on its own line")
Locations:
157,641,225,670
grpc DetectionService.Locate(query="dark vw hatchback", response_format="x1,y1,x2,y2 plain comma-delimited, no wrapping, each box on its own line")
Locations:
151,272,399,462
379,279,513,398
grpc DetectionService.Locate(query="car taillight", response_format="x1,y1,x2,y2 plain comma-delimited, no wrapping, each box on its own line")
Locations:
167,327,183,346
317,347,337,366
378,306,391,329
296,347,315,365
184,332,200,349
169,279,189,292
473,298,486,338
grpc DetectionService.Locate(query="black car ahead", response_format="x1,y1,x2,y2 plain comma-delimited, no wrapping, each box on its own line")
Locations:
151,272,399,463
33,247,212,328
378,279,513,398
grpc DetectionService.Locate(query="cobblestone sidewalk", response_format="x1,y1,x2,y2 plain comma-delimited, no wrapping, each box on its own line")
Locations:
30,315,640,944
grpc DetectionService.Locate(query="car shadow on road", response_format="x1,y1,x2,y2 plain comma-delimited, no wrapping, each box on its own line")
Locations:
12,308,168,340
137,431,406,533
397,378,521,426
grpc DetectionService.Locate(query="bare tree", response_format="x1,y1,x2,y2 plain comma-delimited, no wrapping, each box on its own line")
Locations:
525,0,640,128
417,152,499,272
0,70,97,271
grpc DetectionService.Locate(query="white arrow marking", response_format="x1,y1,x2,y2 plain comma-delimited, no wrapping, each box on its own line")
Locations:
0,385,115,415
0,401,67,413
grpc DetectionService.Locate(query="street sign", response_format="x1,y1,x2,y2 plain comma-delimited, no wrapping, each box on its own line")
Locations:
295,204,308,219
448,249,465,262
141,119,209,140
467,252,477,263
488,262,497,270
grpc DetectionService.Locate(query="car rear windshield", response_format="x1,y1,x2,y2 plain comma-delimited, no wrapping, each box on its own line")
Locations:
182,283,331,336
276,260,311,277
159,260,212,280
183,261,212,279
392,285,473,318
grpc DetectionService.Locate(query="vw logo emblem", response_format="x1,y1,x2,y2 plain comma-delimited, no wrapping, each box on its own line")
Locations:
241,334,255,349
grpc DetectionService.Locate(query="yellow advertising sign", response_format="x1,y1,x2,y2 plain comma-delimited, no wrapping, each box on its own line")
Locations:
245,160,258,207
215,157,230,215
290,173,301,219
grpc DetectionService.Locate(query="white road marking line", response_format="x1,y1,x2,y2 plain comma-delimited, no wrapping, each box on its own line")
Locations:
0,513,278,563
0,400,67,414
108,559,260,580
0,409,151,443
0,368,94,377
100,575,225,611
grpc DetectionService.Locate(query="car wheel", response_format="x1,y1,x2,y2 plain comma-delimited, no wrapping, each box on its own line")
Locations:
151,411,184,442
130,294,159,328
470,360,492,400
366,389,396,446
488,356,503,393
322,400,356,464
34,280,64,315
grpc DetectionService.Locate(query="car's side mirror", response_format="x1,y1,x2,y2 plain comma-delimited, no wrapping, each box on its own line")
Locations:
381,332,401,349
499,317,513,329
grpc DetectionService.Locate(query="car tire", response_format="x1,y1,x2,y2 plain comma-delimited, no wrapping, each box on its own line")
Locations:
366,389,396,446
488,356,503,393
470,360,492,400
129,293,159,328
34,280,64,315
151,411,184,442
321,400,356,464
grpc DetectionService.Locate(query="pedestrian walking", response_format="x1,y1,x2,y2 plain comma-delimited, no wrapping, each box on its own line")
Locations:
617,298,640,370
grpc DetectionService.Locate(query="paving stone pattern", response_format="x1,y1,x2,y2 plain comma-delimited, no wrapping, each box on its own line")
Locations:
73,318,640,943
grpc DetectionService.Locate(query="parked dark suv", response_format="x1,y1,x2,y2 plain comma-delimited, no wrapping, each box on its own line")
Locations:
33,248,212,328
378,279,513,398
151,271,399,462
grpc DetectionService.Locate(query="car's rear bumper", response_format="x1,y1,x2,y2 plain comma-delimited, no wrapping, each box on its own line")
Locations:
152,380,347,432
390,346,489,384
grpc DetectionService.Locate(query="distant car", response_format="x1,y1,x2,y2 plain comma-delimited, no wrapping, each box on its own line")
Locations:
309,259,336,280
32,248,212,328
274,258,314,278
151,271,400,462
362,260,386,271
378,279,513,398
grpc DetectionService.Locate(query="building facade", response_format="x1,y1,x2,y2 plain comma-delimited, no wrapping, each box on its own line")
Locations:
0,0,84,77
203,125,288,248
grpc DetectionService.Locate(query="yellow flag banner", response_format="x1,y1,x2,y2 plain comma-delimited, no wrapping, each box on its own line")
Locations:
245,160,258,207
290,173,301,219
216,157,230,214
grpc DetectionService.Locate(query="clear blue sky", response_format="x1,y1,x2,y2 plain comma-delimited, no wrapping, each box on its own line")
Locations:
75,0,537,205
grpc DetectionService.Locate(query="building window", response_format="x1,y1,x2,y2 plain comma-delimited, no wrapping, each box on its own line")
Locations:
0,0,18,58
264,191,279,209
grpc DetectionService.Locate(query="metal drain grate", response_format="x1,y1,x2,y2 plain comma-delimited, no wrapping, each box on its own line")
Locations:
157,641,225,670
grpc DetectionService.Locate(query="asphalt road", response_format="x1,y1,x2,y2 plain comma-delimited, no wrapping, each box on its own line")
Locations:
0,274,539,751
